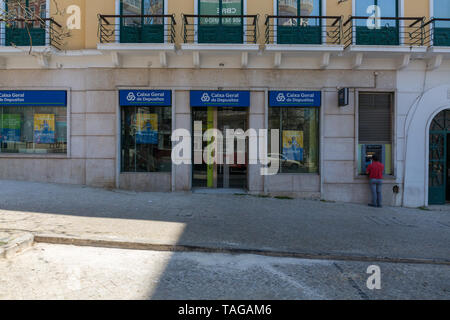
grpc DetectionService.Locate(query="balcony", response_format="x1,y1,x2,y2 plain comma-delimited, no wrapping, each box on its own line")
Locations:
265,15,342,46
98,14,176,44
0,18,62,50
424,18,450,47
343,16,424,49
182,14,258,44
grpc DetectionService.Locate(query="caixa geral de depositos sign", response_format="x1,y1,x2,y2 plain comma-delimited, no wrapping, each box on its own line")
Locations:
0,90,67,106
119,90,172,106
269,91,321,107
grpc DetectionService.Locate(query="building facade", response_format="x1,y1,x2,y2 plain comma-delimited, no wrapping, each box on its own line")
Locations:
0,0,450,207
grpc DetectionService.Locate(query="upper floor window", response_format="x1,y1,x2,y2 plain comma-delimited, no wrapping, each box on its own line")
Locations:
354,0,399,45
121,0,164,25
5,0,47,23
434,0,450,19
197,0,244,44
4,0,47,46
278,0,322,21
355,0,398,20
120,0,165,43
276,0,323,44
199,0,243,21
432,0,450,46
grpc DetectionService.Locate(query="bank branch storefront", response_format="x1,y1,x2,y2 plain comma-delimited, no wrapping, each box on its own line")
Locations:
0,90,68,155
191,90,250,190
116,88,322,194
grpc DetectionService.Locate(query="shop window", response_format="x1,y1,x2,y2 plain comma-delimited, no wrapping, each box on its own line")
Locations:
358,92,393,176
268,107,319,173
0,106,67,154
121,106,172,173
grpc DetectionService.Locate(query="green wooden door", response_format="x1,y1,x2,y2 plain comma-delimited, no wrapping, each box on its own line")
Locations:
277,25,322,44
198,0,243,44
434,27,450,46
355,26,400,45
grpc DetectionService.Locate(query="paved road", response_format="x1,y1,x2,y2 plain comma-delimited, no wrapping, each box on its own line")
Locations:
0,244,449,300
0,181,449,263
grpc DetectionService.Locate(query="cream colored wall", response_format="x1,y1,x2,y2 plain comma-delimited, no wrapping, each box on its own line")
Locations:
49,0,433,50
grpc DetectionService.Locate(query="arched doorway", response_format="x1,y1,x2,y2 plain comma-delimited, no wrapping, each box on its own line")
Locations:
429,109,450,205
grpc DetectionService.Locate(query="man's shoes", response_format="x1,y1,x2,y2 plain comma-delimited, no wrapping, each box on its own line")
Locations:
378,205,383,208
368,204,377,207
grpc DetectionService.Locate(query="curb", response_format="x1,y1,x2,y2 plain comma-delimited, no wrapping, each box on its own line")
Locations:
0,233,34,259
34,234,450,266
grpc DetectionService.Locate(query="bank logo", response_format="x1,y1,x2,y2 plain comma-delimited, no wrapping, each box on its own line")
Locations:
276,93,286,102
126,92,136,102
201,93,211,103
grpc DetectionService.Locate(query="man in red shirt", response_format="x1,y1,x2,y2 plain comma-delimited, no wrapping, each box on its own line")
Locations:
366,155,384,208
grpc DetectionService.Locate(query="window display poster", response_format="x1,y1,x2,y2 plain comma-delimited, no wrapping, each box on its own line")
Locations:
34,114,55,144
0,114,21,142
282,130,304,162
136,112,158,144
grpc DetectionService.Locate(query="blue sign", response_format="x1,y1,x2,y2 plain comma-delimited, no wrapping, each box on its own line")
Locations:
120,90,172,106
191,91,250,107
269,91,321,107
0,90,67,107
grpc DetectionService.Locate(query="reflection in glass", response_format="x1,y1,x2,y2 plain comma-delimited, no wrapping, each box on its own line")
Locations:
121,106,172,173
0,106,67,154
268,107,319,174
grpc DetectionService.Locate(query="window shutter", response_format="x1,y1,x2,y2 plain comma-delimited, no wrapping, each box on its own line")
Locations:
359,93,392,143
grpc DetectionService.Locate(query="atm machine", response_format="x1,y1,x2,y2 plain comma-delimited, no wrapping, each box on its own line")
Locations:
361,144,386,174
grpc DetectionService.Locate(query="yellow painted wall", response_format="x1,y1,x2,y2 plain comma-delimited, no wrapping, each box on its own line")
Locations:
404,0,429,19
169,0,194,44
49,0,434,50
51,0,85,50
85,0,115,48
247,0,273,44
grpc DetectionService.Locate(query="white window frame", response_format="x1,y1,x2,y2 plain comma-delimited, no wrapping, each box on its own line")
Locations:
0,0,5,46
45,0,50,46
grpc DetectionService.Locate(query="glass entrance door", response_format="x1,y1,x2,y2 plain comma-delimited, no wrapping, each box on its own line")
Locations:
192,107,248,189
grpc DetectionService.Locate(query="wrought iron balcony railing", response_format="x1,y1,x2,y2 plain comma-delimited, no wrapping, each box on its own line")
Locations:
0,18,63,50
182,14,258,44
423,18,450,47
98,14,176,44
343,16,424,48
265,15,342,45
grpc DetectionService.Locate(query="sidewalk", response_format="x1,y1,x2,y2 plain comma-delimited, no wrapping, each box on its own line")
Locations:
0,180,449,263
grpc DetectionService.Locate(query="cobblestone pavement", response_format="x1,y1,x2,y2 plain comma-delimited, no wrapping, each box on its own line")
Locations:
0,244,449,300
0,180,450,262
